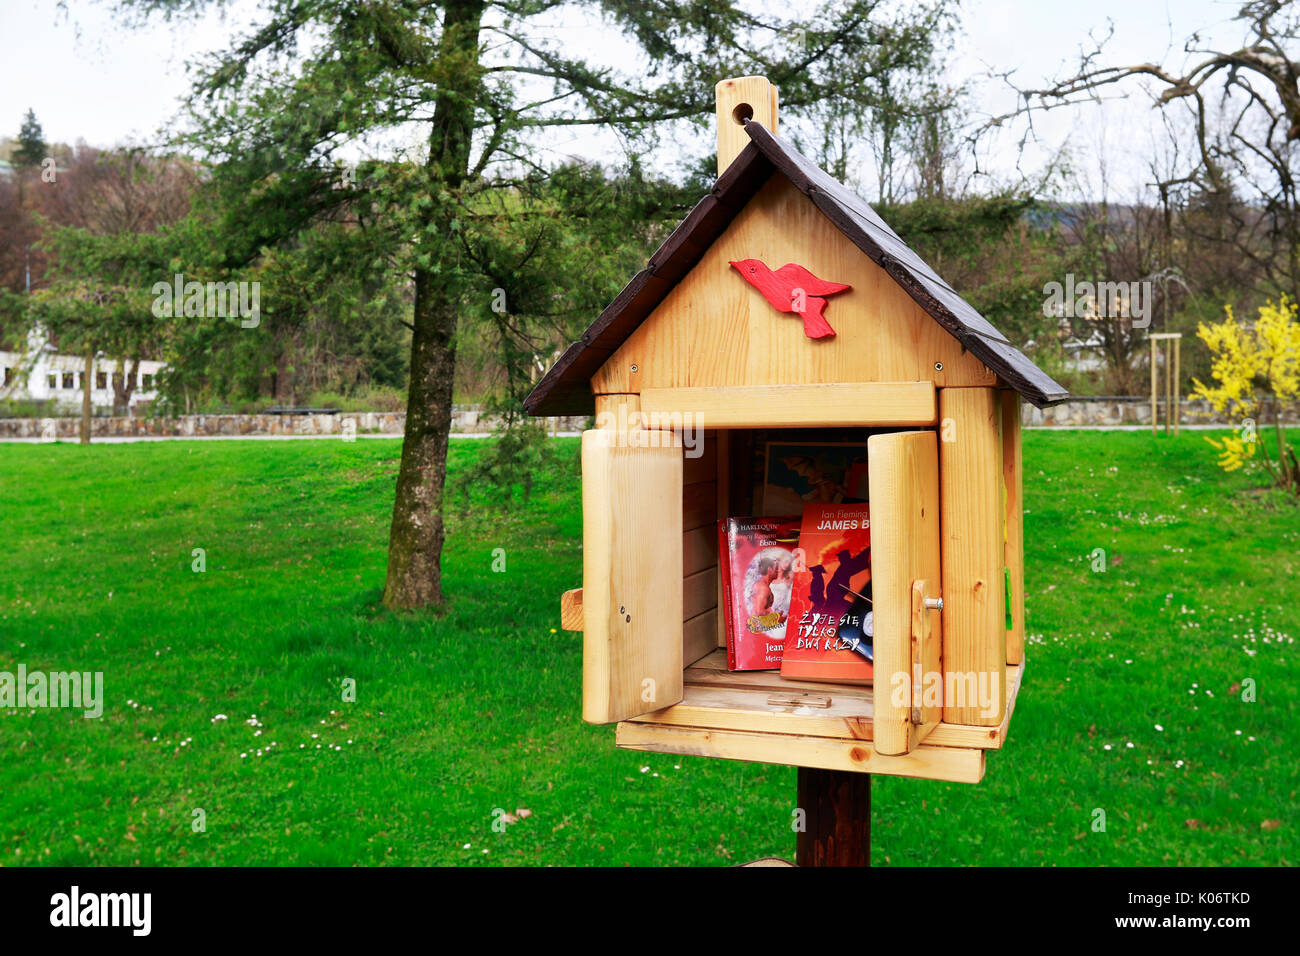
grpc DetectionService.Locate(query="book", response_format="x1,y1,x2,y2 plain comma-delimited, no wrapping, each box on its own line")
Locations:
779,502,874,684
759,441,868,514
718,516,801,671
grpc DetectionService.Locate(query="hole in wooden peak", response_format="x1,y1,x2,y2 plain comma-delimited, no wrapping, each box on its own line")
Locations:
731,102,754,125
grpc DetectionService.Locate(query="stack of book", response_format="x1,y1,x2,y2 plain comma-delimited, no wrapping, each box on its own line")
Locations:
717,442,874,683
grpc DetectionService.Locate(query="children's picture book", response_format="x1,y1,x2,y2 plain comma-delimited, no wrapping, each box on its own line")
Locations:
760,442,869,515
779,502,874,684
718,516,801,671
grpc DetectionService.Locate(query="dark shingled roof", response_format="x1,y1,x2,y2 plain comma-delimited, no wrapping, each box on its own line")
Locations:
524,122,1069,417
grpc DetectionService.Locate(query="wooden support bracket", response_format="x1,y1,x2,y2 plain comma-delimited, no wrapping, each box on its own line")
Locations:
560,588,583,631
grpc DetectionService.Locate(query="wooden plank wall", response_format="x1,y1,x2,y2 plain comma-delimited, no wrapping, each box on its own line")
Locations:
711,430,758,648
1001,391,1025,666
938,388,1006,726
683,433,720,665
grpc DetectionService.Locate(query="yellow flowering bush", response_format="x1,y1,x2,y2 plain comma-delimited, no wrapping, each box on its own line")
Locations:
1193,296,1300,494
1206,431,1256,472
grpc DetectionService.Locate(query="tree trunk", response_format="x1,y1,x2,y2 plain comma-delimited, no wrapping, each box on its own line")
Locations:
384,278,459,608
382,0,484,610
80,353,93,444
112,357,139,416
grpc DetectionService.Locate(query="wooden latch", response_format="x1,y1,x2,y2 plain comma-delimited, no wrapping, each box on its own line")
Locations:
910,580,942,725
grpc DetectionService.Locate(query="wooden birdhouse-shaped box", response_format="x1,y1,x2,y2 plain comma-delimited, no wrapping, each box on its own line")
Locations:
527,77,1068,788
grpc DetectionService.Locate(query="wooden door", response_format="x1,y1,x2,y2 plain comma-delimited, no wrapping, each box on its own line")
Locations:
868,430,943,755
581,429,684,723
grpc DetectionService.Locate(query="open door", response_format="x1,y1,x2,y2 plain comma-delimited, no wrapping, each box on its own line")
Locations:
581,429,684,724
868,430,942,755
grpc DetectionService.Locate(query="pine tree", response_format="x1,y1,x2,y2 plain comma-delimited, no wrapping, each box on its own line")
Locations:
113,0,957,610
14,109,46,168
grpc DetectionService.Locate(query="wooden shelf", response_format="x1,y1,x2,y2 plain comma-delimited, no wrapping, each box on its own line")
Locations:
617,649,1025,784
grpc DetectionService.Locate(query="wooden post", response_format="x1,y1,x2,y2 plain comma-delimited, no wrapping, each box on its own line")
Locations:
1148,334,1183,437
796,768,870,867
715,76,778,175
1170,340,1180,437
1154,335,1164,437
1173,336,1181,436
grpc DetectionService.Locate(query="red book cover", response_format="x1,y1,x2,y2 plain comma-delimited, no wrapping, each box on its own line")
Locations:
718,517,800,671
780,503,873,684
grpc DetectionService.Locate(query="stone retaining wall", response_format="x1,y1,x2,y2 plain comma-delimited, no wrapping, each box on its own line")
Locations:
1023,397,1297,427
0,407,588,439
1,398,1292,438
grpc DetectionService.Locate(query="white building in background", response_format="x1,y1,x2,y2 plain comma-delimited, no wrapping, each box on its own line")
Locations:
0,328,165,413
1061,332,1108,372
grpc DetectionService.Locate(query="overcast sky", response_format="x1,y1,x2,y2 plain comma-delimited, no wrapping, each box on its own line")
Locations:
0,0,1248,199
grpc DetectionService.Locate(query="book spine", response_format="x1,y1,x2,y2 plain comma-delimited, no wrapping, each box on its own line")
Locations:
718,519,738,671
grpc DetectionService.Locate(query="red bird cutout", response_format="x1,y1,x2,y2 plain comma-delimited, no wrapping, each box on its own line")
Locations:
729,259,851,339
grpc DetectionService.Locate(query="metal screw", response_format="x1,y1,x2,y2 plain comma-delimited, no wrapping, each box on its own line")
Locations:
934,362,943,371
924,596,943,611
630,364,638,373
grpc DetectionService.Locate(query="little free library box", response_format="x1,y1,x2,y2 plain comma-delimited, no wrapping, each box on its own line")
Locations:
527,77,1068,792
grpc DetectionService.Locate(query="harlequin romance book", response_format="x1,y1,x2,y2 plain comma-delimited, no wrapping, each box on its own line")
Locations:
718,517,801,671
779,502,874,684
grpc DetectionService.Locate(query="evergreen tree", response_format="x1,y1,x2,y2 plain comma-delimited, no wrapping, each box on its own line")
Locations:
111,0,956,610
14,109,47,169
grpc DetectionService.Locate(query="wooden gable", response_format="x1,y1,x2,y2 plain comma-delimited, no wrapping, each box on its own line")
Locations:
591,175,996,396
525,120,1068,417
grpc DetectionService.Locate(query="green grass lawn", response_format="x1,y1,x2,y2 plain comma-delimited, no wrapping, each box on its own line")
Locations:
0,430,1295,866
